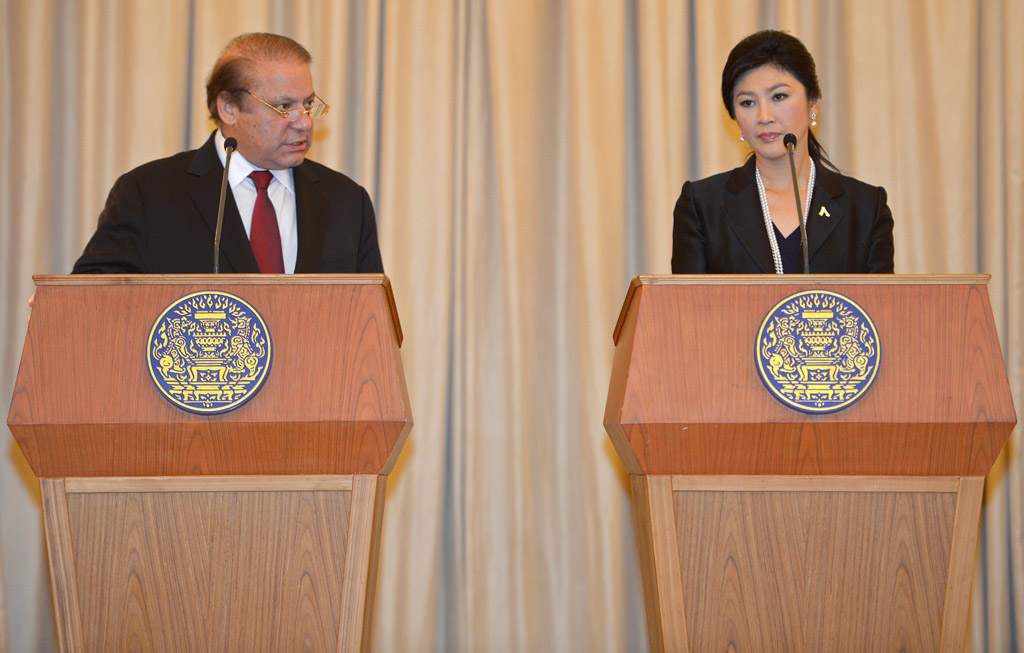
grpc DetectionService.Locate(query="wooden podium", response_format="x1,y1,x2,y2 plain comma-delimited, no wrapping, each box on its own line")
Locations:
7,274,412,652
604,275,1016,652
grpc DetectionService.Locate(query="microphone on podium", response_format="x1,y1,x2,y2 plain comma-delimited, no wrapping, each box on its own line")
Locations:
213,137,238,274
783,133,810,273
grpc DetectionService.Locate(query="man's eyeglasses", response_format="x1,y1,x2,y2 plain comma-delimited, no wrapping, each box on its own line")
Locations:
245,90,330,121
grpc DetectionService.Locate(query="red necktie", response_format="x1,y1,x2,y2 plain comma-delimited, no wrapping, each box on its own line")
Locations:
248,171,285,273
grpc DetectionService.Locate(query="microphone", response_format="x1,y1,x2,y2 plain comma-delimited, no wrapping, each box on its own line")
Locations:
213,137,237,274
784,133,810,273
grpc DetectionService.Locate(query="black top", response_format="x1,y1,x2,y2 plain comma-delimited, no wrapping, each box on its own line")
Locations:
774,223,802,274
672,158,894,274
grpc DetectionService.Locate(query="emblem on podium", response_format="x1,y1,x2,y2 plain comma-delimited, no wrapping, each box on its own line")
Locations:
756,290,880,413
147,291,272,414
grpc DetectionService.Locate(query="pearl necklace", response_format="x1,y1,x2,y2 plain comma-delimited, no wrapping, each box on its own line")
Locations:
754,159,816,274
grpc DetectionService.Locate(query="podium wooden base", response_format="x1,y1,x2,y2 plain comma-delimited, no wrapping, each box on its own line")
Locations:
605,276,1015,651
9,276,412,652
42,475,387,652
631,475,983,652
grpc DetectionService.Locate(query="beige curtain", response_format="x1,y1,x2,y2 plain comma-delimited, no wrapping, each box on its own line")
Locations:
2,1,1021,650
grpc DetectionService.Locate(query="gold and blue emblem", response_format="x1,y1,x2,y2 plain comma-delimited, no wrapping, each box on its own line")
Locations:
147,291,272,414
756,290,880,413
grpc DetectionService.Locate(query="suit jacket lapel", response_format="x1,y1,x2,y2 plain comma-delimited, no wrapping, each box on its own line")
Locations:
293,163,328,273
806,166,844,261
187,133,259,273
724,158,775,273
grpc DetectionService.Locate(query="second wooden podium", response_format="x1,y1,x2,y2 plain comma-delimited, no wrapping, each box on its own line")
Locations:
605,275,1016,652
8,274,412,652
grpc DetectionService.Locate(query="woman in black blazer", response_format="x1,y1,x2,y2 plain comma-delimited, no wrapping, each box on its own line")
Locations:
672,31,894,274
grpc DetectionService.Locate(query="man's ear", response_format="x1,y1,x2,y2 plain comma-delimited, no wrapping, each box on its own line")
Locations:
217,92,238,126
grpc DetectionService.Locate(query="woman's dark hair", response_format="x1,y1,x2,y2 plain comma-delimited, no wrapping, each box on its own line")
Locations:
721,30,837,171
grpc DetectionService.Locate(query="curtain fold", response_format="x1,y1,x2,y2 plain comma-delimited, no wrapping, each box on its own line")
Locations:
2,2,1022,651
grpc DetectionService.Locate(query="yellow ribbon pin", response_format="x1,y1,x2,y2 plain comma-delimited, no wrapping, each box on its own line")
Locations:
818,206,830,218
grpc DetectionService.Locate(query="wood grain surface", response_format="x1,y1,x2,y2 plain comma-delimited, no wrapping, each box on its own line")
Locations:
66,475,355,493
670,475,959,493
67,486,351,651
939,477,985,651
673,488,956,651
604,287,644,473
605,276,1016,476
8,275,413,476
337,475,387,652
631,476,690,653
40,480,84,652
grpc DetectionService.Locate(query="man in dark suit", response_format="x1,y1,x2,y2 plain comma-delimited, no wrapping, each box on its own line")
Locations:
73,32,383,274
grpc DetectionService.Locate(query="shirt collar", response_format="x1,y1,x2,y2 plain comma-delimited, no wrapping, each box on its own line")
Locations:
215,130,295,194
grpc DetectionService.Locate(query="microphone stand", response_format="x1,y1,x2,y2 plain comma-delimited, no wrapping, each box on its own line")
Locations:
214,137,237,274
784,134,810,274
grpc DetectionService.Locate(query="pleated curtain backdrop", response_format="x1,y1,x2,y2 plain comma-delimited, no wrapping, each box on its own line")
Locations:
1,1,1021,651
